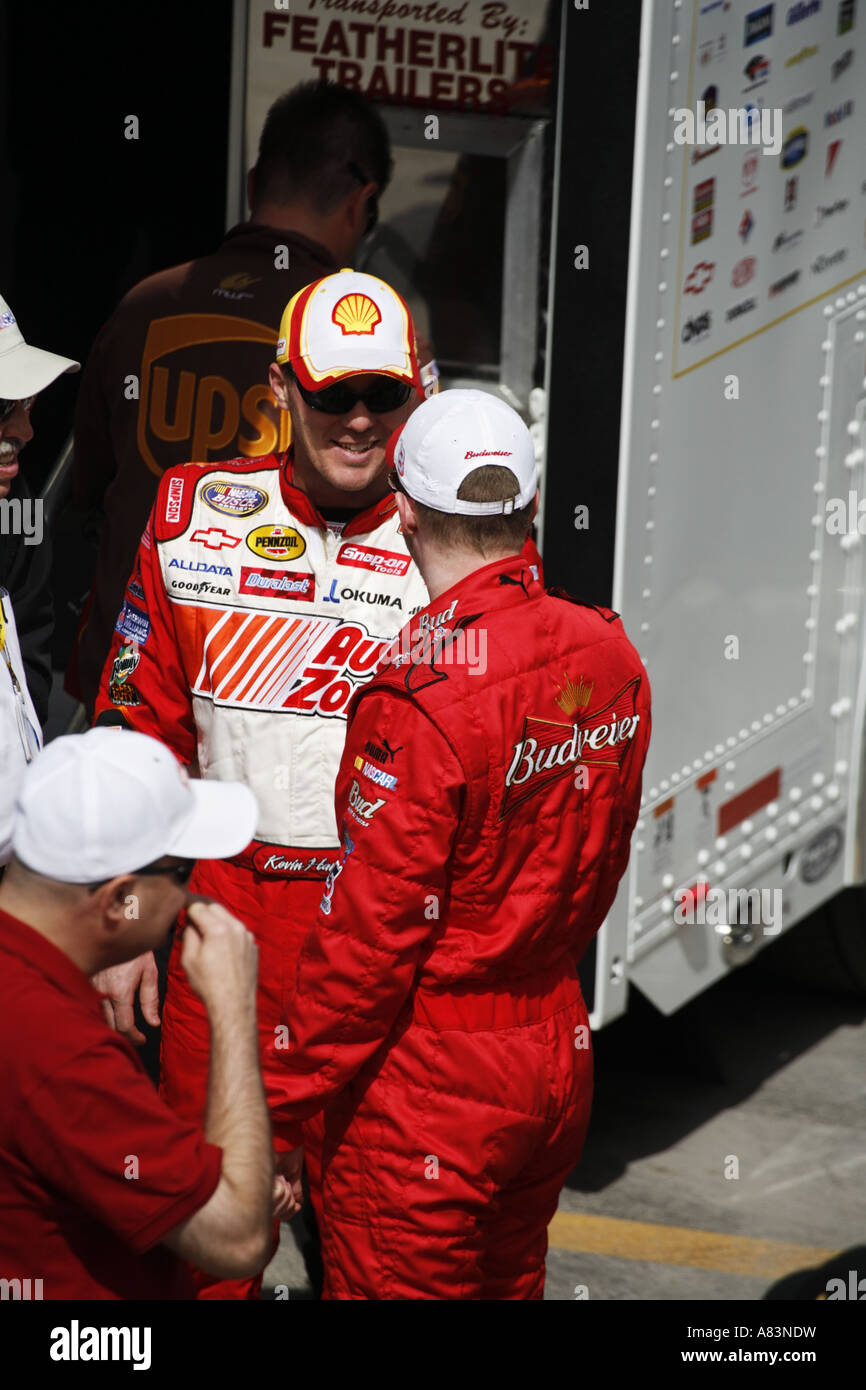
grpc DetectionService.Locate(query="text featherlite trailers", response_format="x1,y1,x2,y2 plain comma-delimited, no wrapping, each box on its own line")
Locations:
232,0,866,1026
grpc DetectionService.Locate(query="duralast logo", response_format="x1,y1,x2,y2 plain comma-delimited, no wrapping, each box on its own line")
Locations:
500,677,642,819
246,524,306,561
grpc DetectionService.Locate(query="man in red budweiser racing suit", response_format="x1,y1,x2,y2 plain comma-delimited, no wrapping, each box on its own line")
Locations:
92,271,435,1299
269,390,651,1299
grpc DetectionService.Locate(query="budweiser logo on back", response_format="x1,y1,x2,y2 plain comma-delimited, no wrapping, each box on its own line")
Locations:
501,678,642,818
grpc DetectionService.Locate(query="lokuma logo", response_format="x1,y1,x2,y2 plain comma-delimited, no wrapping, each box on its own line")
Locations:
501,676,643,819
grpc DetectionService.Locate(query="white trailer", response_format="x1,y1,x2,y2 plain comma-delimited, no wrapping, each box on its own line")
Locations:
231,0,866,1025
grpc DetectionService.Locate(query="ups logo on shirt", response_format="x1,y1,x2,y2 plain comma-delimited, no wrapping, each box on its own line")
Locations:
136,314,291,477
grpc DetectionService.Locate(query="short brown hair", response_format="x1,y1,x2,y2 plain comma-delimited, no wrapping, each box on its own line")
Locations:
400,465,533,557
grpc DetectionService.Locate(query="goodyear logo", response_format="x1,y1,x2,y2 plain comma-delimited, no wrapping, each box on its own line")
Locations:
245,524,306,561
202,481,269,517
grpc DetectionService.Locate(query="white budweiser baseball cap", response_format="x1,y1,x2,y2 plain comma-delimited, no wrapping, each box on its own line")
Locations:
13,729,257,884
387,389,538,516
0,293,79,398
275,269,421,392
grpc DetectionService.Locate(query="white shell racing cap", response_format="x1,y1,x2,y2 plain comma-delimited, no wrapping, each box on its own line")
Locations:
0,293,79,397
387,389,538,516
13,729,258,884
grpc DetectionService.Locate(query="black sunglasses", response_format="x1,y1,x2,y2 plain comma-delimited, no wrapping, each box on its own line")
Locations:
347,160,379,235
287,367,413,416
0,395,36,424
88,859,196,892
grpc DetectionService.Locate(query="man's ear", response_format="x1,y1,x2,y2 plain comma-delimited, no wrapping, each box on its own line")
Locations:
269,362,291,411
395,491,419,536
92,876,139,933
530,493,539,523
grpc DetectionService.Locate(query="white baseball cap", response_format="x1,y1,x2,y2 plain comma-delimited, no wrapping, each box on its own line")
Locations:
0,294,79,399
13,729,258,884
387,389,538,516
275,269,421,392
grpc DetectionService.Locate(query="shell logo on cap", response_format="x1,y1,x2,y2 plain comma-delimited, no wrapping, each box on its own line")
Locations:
332,293,381,336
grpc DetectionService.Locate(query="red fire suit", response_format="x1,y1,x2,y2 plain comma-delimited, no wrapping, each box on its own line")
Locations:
93,448,431,1297
270,551,651,1299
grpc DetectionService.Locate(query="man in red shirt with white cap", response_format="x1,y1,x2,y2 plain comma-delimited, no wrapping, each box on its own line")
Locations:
0,728,294,1300
93,269,431,1297
270,389,651,1299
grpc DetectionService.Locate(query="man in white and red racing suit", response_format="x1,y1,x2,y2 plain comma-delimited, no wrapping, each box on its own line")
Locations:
268,390,651,1299
93,271,434,1298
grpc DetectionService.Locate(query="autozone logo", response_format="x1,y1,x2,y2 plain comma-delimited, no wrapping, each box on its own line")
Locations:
165,476,185,524
239,567,315,600
191,527,242,550
282,620,391,716
337,543,411,578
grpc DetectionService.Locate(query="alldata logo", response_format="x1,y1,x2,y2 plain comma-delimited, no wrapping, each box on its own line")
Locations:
684,262,715,294
745,5,775,44
781,126,809,165
732,256,757,286
784,90,814,113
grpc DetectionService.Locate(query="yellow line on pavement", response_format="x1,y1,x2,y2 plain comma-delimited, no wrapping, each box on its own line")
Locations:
548,1212,836,1279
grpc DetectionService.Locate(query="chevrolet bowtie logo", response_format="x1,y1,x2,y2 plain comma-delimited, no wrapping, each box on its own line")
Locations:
190,528,242,550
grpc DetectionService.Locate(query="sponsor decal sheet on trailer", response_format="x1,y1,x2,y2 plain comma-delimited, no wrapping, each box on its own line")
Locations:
598,0,866,1023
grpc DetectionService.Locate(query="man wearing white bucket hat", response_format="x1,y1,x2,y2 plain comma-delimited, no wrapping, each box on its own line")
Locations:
270,390,651,1300
0,293,79,863
0,728,295,1299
